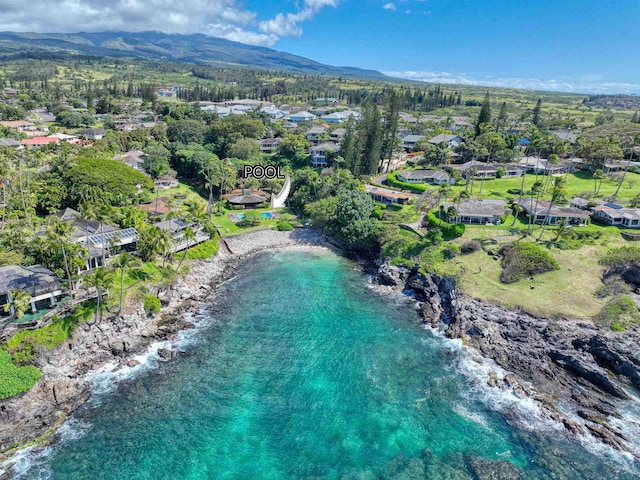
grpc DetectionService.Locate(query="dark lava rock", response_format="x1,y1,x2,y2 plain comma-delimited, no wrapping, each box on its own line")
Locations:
465,456,522,480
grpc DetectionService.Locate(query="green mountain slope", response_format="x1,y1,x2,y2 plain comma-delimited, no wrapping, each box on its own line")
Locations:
0,31,390,80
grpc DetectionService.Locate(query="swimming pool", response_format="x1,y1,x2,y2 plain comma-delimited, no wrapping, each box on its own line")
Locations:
237,212,273,220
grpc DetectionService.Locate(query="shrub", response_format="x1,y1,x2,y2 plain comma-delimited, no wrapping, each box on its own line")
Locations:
275,221,294,231
426,210,465,238
499,242,560,284
238,213,261,227
594,296,640,331
0,349,42,400
443,245,460,259
461,241,482,254
144,295,161,314
600,246,640,267
386,172,429,193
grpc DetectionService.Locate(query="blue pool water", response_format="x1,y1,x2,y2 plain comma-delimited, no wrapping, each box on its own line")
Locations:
237,212,273,220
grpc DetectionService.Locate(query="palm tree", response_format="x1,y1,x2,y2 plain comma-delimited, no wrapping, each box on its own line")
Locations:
86,267,115,326
3,290,32,323
510,202,520,226
537,177,567,241
527,180,544,234
553,219,570,242
176,227,196,272
112,253,141,316
614,134,639,198
445,206,458,223
593,169,603,196
46,219,76,306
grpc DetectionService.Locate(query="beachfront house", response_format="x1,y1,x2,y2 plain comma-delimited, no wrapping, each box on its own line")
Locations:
443,199,508,224
397,170,453,185
519,199,589,225
365,185,415,205
0,265,64,318
155,219,210,253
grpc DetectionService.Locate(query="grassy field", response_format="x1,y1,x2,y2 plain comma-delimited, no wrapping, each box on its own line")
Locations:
441,221,629,319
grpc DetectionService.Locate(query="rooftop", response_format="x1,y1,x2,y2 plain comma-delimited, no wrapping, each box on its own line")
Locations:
0,265,61,298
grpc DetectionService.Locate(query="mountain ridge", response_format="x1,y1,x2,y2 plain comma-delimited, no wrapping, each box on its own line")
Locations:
0,30,391,81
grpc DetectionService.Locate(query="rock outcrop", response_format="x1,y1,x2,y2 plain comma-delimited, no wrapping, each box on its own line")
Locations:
373,262,640,455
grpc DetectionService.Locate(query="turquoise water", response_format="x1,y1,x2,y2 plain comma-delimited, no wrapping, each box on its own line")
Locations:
237,212,273,220
13,250,639,479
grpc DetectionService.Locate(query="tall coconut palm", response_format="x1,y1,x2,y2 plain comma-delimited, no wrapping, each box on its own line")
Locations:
86,267,115,326
593,169,603,196
537,177,567,241
3,290,32,323
614,134,639,198
176,227,196,272
527,181,544,234
45,219,76,306
112,253,141,316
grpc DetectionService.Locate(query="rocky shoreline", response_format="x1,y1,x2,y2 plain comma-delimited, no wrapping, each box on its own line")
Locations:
374,262,640,460
0,228,329,475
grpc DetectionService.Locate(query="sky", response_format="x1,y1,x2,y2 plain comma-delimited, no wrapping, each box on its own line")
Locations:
0,0,638,94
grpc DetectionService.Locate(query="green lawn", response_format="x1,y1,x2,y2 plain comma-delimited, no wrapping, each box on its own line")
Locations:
212,207,296,236
441,220,630,319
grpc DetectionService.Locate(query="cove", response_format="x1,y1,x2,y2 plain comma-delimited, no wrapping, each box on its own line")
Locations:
14,250,638,479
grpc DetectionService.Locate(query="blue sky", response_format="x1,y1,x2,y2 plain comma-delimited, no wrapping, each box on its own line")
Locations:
3,0,639,94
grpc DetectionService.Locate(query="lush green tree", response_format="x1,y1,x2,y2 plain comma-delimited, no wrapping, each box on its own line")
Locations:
85,267,114,325
228,138,260,160
333,188,377,245
358,99,383,176
112,253,141,315
45,219,76,305
339,117,360,175
476,92,491,135
3,290,32,322
279,134,309,160
166,119,205,144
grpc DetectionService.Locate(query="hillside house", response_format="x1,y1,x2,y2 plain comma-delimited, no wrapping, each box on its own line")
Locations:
258,138,282,153
154,176,179,190
365,185,415,205
306,125,329,144
427,134,462,148
310,142,340,167
519,199,589,225
0,265,63,317
401,135,426,151
115,150,147,171
155,219,210,253
289,111,316,123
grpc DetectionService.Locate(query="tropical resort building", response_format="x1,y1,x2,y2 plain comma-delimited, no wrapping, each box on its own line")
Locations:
224,189,270,209
591,205,640,229
0,265,64,318
397,170,453,185
365,185,415,205
443,199,508,225
518,199,589,225
155,219,210,253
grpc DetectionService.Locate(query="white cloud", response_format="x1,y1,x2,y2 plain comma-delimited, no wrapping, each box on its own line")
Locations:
383,70,640,94
259,0,339,37
383,3,396,10
0,0,338,47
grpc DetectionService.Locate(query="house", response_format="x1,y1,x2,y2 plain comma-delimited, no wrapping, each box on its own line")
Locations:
591,205,640,229
261,107,287,119
330,128,347,142
443,199,508,224
445,161,498,178
0,120,35,131
321,110,360,123
401,135,426,151
365,185,415,205
46,132,78,143
155,219,210,253
2,88,19,97
0,265,64,317
427,134,462,148
137,198,172,217
22,137,58,149
310,142,340,167
397,169,452,185
519,199,589,225
289,111,316,123
154,176,179,190
569,197,605,210
518,156,574,175
115,150,147,171
503,164,525,178
224,189,269,209
551,130,578,143
0,138,24,149
76,128,106,141
306,125,328,144
258,138,282,153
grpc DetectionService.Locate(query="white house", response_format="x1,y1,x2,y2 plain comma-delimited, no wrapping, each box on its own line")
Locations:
289,111,317,123
427,134,462,148
397,170,453,185
310,142,339,167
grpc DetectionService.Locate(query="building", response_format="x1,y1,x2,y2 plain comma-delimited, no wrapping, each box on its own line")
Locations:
397,169,452,185
0,120,35,131
569,197,605,210
155,219,210,253
365,185,415,205
77,128,106,141
115,150,147,171
518,157,575,175
0,265,64,317
320,110,360,123
224,189,269,209
427,134,462,148
519,199,589,225
22,137,59,149
0,138,24,149
591,205,640,229
154,176,179,190
310,142,340,167
306,125,329,144
400,135,426,151
445,161,498,179
289,111,316,123
443,199,508,224
330,128,347,142
258,138,282,153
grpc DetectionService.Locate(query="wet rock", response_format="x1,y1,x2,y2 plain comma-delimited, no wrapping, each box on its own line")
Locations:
374,262,409,288
157,348,176,361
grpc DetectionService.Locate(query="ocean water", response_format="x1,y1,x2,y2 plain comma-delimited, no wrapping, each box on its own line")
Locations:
8,250,640,479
